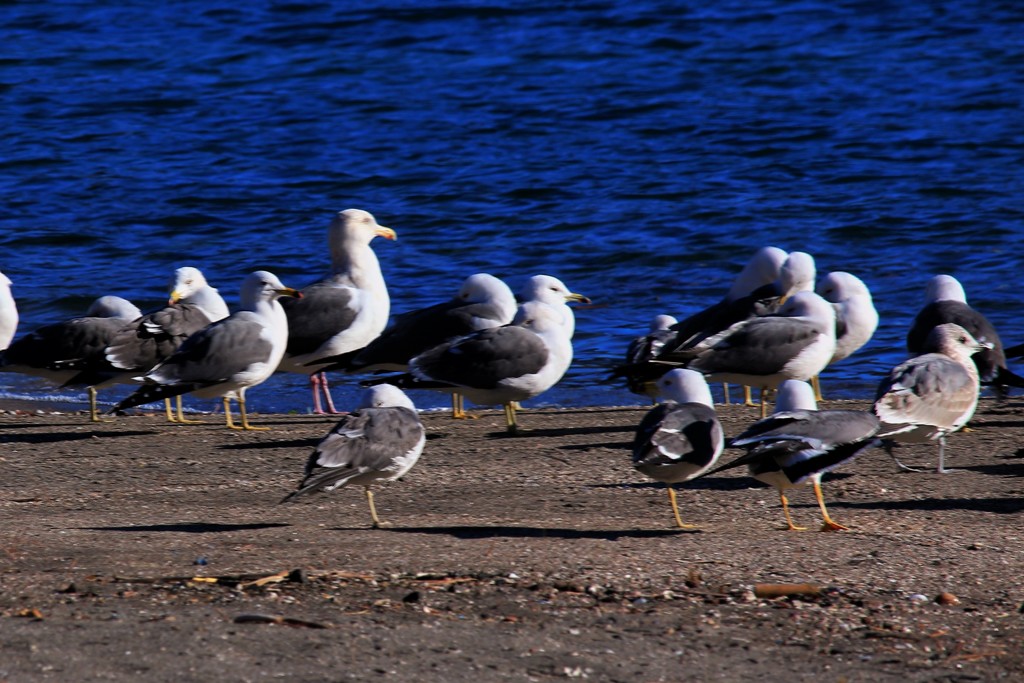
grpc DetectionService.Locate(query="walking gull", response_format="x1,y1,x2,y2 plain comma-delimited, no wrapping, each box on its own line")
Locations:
278,209,396,414
111,271,300,430
0,295,142,421
875,322,990,473
906,274,1024,397
281,384,425,529
703,379,880,531
368,300,573,433
631,369,724,529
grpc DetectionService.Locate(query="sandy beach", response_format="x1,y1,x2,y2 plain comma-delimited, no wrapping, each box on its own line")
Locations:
1,396,1023,681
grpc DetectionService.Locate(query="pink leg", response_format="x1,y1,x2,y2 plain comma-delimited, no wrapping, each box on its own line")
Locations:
310,372,341,414
318,372,339,414
310,374,325,414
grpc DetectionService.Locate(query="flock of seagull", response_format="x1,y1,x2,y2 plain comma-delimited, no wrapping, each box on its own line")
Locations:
0,208,1022,530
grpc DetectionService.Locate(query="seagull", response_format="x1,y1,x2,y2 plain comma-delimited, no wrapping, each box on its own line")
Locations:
667,247,794,353
280,384,425,529
613,247,794,403
631,368,724,529
812,271,879,400
703,379,880,531
615,314,679,400
59,266,230,423
0,295,142,421
906,274,1024,397
657,291,837,418
369,300,573,433
875,323,990,473
0,270,17,350
277,209,396,414
111,271,300,430
312,273,516,418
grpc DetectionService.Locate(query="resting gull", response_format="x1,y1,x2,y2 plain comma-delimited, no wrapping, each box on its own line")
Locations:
703,379,880,531
111,271,300,430
812,271,879,399
280,384,425,529
657,291,837,418
313,272,516,419
0,295,142,421
614,247,799,403
615,314,679,400
60,266,230,423
875,322,990,473
631,368,724,529
278,209,396,414
906,274,1024,397
0,270,17,350
667,248,798,352
369,300,573,433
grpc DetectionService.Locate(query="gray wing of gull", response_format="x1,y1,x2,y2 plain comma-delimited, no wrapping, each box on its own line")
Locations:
632,402,723,471
350,298,509,371
2,316,126,370
874,354,977,432
106,303,214,372
285,406,424,498
148,314,271,385
676,316,821,376
410,325,548,390
281,281,359,356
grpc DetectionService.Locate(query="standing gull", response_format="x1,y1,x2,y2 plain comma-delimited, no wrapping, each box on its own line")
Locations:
875,323,990,473
61,266,230,423
0,270,17,350
281,384,425,529
313,273,516,419
812,271,879,400
631,369,724,529
278,209,396,414
371,300,573,433
906,274,1024,397
656,291,837,418
0,295,142,421
704,380,880,531
111,271,300,430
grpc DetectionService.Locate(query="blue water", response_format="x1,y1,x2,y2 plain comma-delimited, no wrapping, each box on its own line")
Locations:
3,1,1023,414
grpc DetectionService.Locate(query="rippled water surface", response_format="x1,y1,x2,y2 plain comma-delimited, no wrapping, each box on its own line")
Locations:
3,1,1023,413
